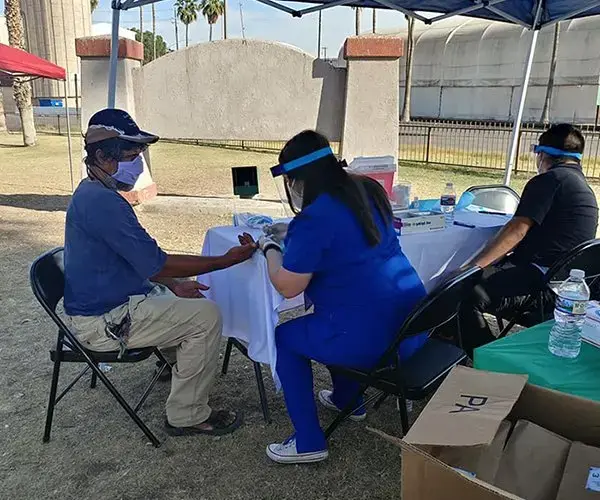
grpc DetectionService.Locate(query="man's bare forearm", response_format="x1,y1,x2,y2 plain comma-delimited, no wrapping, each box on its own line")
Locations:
153,254,236,279
471,217,533,268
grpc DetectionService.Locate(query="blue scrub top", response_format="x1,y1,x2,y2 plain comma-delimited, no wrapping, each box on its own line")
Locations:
283,193,427,359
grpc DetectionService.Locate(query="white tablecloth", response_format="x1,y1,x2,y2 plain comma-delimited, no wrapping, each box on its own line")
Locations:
200,211,509,376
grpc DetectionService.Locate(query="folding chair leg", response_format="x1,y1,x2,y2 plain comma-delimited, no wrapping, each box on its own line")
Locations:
373,392,389,411
134,360,167,413
90,365,98,389
89,362,161,447
398,397,410,435
221,338,234,375
253,362,271,423
43,346,63,443
495,316,505,332
324,384,369,439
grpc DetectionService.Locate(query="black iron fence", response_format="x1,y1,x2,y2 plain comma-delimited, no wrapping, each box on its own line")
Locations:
399,120,600,179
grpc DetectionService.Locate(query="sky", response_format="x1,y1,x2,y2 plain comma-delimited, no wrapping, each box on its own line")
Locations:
0,0,408,57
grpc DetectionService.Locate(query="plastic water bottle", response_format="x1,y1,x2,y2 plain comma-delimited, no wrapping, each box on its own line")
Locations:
440,182,456,226
548,269,590,359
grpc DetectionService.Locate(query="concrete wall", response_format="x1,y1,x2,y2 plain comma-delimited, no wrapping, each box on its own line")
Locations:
132,39,345,141
396,17,600,123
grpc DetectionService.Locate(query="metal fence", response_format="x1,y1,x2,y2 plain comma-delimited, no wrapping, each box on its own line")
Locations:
6,112,83,136
398,120,600,179
161,138,341,155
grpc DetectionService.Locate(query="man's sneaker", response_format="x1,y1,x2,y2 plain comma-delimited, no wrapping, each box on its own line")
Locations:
318,390,367,421
266,437,328,464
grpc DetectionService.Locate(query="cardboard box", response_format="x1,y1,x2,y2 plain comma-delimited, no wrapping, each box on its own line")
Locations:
494,420,570,500
392,209,446,234
556,442,600,500
372,365,600,500
431,420,512,483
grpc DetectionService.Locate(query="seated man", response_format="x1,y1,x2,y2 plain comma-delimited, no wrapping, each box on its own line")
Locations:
64,108,256,436
460,123,598,356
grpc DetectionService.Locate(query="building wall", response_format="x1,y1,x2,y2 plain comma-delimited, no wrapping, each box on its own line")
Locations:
21,0,92,103
396,17,600,123
132,39,345,141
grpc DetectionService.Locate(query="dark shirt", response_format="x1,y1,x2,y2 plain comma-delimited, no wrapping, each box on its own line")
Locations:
512,164,598,268
63,179,167,316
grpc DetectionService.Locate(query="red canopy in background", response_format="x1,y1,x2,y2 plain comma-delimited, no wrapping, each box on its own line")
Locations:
0,43,66,85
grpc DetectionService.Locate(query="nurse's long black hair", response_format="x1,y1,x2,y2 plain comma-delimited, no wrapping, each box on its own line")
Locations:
280,130,392,247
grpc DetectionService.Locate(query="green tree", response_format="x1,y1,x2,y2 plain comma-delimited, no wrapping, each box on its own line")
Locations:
201,0,224,42
90,0,99,12
176,0,200,47
131,28,169,64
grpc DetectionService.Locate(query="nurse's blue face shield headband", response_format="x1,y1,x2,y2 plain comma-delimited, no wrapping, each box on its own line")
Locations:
531,144,583,161
270,146,335,178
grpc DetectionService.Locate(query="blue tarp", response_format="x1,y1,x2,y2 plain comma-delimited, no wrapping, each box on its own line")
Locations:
259,0,600,29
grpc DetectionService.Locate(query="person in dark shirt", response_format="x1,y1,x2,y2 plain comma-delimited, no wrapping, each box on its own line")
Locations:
64,109,256,436
459,123,598,355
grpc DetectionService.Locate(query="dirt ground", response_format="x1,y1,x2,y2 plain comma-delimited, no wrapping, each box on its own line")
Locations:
0,133,559,499
0,134,426,500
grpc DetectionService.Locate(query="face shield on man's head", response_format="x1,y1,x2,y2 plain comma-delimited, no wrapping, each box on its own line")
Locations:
270,146,334,214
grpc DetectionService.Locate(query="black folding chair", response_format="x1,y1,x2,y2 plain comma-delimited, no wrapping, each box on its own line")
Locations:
221,338,271,423
497,239,600,338
466,184,520,214
324,266,483,438
30,248,171,447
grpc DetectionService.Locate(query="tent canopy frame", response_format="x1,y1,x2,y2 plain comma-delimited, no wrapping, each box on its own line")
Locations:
106,0,600,184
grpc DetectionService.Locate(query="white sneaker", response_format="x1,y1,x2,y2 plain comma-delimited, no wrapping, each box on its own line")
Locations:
266,437,328,464
318,390,367,422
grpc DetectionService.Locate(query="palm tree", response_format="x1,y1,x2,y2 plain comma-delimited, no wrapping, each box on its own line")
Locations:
90,0,99,11
176,0,200,47
541,23,560,125
5,0,36,146
201,0,225,42
401,15,415,123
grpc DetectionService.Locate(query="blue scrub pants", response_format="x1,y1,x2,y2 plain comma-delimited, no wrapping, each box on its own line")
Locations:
275,310,425,453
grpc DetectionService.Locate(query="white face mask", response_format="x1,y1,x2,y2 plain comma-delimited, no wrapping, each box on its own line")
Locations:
286,178,304,212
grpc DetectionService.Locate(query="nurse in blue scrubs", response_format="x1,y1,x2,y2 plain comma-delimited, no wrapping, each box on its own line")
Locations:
258,130,427,464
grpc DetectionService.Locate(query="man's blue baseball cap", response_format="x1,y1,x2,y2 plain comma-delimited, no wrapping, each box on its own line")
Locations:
85,108,159,145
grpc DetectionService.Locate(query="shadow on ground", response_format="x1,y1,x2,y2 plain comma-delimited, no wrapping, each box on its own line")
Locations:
0,194,71,212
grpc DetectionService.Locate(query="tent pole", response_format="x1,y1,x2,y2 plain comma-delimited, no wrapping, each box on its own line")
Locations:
503,0,544,185
107,6,121,108
64,79,75,192
503,29,539,185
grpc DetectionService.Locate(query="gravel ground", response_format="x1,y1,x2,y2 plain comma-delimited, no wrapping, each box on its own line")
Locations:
0,134,425,500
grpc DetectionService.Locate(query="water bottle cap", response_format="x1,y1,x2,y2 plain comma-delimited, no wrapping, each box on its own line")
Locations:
570,269,585,279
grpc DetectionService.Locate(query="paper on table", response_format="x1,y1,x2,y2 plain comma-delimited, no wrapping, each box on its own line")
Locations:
582,318,600,348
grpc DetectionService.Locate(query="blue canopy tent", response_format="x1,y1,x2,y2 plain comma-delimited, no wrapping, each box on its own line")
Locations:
106,0,600,184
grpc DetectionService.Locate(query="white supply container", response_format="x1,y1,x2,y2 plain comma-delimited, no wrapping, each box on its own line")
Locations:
392,209,446,235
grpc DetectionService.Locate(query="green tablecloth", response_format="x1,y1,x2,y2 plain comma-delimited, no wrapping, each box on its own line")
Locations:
474,321,600,402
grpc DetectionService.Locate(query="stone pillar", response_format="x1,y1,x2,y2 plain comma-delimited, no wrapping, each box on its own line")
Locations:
341,36,404,162
75,35,157,204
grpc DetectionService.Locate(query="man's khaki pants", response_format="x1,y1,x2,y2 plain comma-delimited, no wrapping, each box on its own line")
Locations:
67,285,222,427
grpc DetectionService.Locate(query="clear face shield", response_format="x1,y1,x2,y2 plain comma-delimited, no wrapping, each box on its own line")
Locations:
270,146,333,215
